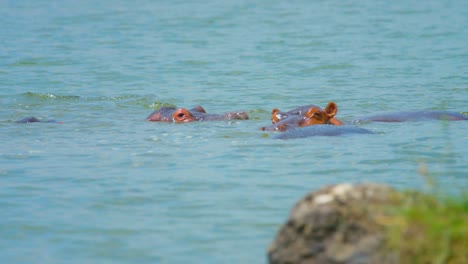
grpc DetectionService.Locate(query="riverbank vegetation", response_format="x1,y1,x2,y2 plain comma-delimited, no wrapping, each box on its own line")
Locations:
384,190,467,263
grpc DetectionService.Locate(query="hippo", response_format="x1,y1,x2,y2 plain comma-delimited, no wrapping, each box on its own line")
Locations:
261,102,344,131
271,102,344,125
351,110,468,124
15,117,58,123
273,125,374,139
147,106,249,122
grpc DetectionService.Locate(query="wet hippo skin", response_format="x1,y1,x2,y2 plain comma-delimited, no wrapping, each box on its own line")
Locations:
15,117,58,123
351,110,468,123
147,106,249,122
261,102,344,131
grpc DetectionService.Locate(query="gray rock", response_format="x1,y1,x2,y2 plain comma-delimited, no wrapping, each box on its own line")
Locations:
268,183,399,264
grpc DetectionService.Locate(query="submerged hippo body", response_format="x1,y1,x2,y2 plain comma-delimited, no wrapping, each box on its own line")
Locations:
261,115,309,132
274,125,374,139
147,106,249,122
351,110,468,123
261,102,344,131
15,117,57,123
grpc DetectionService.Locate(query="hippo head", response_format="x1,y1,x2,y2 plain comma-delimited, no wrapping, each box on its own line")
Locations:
300,102,342,126
274,102,343,126
147,106,207,122
262,102,343,131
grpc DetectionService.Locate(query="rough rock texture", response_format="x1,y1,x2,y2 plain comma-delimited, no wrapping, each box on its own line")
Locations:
268,183,400,264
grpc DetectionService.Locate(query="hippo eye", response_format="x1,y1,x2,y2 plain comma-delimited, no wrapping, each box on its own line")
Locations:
314,113,323,120
177,113,185,118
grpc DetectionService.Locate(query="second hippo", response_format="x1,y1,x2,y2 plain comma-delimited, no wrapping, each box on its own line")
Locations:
147,106,249,123
261,102,344,131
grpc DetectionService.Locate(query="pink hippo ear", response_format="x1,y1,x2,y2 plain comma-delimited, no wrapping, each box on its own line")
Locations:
271,108,281,124
324,102,344,126
147,111,163,121
324,102,338,118
172,108,195,122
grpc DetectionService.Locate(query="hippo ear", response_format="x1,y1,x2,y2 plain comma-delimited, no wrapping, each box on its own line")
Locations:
146,110,159,121
173,108,193,122
272,108,281,123
324,102,338,118
191,105,206,113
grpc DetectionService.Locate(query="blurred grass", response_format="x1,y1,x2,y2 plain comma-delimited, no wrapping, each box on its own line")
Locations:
382,166,468,264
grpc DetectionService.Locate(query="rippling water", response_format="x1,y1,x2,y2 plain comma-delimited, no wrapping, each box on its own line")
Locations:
1,1,467,263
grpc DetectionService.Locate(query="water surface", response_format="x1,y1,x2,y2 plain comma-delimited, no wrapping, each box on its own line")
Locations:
1,0,467,263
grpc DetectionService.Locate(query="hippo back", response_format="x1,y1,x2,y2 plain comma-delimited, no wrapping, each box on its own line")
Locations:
15,117,57,123
351,110,468,123
192,111,249,121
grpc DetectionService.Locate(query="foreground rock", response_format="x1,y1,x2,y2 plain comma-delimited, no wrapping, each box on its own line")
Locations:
268,183,399,264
